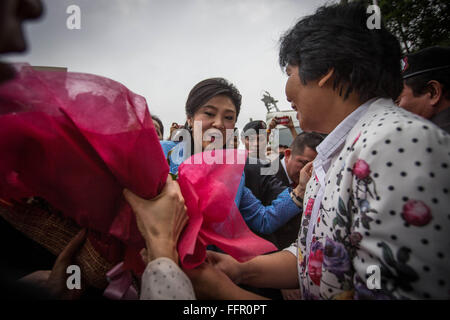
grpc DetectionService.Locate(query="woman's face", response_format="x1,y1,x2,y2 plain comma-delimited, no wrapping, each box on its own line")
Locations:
188,94,237,150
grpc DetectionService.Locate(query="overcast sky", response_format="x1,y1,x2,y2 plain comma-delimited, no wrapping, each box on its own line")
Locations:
6,0,332,137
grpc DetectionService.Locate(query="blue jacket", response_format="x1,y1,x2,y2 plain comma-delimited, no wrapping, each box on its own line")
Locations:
160,141,301,234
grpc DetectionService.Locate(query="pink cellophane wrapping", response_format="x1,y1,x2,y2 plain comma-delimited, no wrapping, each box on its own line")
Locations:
177,150,277,269
0,64,276,277
0,64,167,268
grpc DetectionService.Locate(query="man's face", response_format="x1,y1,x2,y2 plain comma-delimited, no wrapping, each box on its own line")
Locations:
285,146,317,186
0,0,43,83
397,83,434,119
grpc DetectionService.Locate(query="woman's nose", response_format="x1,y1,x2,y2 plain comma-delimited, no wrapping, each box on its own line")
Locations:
212,115,225,130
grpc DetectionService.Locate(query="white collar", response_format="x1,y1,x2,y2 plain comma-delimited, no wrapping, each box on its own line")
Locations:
314,98,375,171
281,157,293,185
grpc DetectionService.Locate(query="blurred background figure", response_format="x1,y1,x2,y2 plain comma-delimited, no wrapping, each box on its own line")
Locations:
276,145,289,157
241,120,268,161
151,115,164,140
397,46,450,133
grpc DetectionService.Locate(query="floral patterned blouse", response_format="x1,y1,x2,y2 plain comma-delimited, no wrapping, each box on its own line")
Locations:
285,98,450,299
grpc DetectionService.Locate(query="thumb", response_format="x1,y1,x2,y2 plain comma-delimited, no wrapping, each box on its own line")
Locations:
123,188,147,211
54,229,87,266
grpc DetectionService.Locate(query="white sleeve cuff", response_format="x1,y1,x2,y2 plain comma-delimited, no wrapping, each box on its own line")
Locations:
140,257,195,300
283,244,298,258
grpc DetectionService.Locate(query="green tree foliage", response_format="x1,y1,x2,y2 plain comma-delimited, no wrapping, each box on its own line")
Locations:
378,0,449,53
347,0,449,53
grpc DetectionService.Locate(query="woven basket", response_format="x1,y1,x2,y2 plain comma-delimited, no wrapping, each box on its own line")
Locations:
0,198,115,289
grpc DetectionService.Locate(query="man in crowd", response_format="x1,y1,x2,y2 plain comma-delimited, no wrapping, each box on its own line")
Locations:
242,120,285,206
397,46,450,132
270,132,323,249
241,120,269,161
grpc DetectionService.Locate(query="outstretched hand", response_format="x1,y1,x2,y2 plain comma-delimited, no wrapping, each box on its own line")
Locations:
205,250,242,284
183,255,238,300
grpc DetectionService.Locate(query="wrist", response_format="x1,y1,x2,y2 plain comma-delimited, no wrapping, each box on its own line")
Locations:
293,186,305,198
290,188,303,207
239,260,256,285
145,239,178,265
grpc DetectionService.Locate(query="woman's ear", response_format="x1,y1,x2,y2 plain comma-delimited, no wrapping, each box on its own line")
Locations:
318,68,334,88
187,117,193,128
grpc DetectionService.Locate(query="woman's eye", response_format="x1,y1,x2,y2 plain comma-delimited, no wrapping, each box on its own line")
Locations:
205,112,214,117
225,116,234,121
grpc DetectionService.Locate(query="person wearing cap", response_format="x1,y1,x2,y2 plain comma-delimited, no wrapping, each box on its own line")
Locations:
397,46,450,133
241,120,269,160
242,120,286,210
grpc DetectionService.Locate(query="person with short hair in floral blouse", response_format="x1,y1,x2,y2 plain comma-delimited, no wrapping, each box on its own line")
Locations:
185,2,450,300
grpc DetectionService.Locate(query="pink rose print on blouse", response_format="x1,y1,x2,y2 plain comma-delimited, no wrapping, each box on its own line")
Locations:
304,198,315,217
352,159,371,180
402,200,432,226
308,241,324,286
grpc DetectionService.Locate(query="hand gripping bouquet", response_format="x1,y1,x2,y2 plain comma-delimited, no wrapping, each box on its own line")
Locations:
0,65,276,298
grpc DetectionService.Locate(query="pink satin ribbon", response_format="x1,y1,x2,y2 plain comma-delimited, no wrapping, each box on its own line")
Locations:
103,262,139,300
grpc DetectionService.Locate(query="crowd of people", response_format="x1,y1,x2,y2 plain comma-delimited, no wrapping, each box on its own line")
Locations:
0,0,449,300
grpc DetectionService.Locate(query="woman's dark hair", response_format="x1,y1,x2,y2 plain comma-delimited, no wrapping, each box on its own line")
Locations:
185,77,242,119
151,115,164,138
279,2,403,102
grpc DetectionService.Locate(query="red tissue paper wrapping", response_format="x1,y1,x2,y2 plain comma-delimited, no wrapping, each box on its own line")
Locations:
0,64,276,275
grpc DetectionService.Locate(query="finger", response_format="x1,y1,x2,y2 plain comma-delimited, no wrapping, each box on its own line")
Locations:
167,178,182,194
176,213,189,240
301,162,313,175
123,188,146,209
206,250,226,264
55,229,87,265
173,208,189,244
